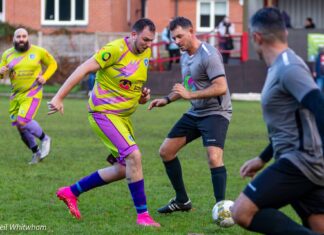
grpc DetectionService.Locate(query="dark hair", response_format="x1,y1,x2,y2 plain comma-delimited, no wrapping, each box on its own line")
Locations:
132,18,156,33
169,16,193,31
250,7,287,43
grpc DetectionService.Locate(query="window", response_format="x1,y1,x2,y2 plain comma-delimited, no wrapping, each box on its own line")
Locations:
0,0,4,22
41,0,88,25
197,0,228,32
200,2,211,27
214,1,227,28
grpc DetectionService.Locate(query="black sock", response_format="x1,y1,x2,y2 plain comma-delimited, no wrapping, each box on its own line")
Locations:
210,166,227,202
31,146,39,153
163,157,189,203
39,132,45,141
248,208,318,235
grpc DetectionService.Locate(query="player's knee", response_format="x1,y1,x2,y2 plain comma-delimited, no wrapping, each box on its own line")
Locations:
16,121,27,130
115,164,126,178
307,214,324,233
159,146,172,160
16,119,31,128
231,200,256,228
127,150,142,164
207,156,223,168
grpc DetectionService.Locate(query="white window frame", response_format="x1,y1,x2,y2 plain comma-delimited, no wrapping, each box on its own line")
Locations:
41,0,89,26
196,0,229,32
0,0,5,22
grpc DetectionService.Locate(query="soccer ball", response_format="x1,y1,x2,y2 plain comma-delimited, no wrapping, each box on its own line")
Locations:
212,200,235,228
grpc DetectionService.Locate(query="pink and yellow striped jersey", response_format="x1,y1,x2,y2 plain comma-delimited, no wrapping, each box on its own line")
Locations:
0,45,57,98
89,37,151,117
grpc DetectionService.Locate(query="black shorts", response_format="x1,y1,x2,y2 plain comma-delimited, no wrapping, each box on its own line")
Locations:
167,113,229,148
243,158,324,221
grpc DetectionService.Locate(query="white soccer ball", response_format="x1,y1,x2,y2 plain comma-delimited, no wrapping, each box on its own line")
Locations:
212,200,235,228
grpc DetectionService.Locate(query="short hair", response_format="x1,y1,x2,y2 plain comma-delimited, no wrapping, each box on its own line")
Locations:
169,16,193,31
306,17,314,23
250,7,287,43
132,18,156,33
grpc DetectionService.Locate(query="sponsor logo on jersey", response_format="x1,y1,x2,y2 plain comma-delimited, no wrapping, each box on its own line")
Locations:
29,54,35,59
119,79,132,90
128,135,135,142
184,74,196,91
102,52,111,62
144,58,149,67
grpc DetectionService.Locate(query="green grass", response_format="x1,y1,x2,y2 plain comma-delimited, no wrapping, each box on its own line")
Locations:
0,97,300,235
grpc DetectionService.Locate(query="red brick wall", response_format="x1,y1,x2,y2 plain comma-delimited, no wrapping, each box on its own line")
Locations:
229,0,243,33
5,0,41,29
178,0,197,30
5,0,143,33
146,0,175,32
4,0,242,34
87,0,142,33
147,0,242,34
147,0,197,32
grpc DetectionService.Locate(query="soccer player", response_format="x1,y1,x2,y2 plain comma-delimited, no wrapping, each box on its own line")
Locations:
0,28,57,164
47,18,160,227
148,17,232,213
231,8,324,235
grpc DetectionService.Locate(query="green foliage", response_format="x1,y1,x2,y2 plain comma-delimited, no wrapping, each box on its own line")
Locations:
0,22,37,40
0,98,300,235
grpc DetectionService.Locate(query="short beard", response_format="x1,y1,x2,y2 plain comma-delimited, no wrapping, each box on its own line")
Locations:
14,41,30,52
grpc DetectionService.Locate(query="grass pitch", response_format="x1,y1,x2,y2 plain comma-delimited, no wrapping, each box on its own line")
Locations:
0,97,300,235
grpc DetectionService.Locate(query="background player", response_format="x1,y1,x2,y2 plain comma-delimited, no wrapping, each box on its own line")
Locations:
149,16,232,214
0,28,57,164
231,7,324,235
48,18,160,227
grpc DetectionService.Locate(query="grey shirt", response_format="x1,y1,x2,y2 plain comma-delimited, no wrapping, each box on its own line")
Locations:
180,42,232,120
262,48,324,185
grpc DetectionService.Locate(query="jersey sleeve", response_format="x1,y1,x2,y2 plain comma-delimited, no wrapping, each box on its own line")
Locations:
204,50,226,81
40,48,58,80
281,64,319,102
93,44,119,69
0,52,8,79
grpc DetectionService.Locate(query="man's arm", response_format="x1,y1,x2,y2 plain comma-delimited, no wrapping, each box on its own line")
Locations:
300,89,324,144
172,76,227,100
258,142,273,163
38,50,58,84
148,92,181,110
48,57,100,114
0,53,8,79
281,65,324,143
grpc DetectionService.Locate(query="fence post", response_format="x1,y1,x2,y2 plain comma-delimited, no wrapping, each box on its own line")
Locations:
240,32,249,62
37,31,43,47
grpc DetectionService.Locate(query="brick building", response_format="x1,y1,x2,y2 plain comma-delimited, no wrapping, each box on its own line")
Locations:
0,0,243,34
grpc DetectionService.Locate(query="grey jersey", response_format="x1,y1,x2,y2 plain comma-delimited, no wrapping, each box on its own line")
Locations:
262,48,324,185
180,42,232,120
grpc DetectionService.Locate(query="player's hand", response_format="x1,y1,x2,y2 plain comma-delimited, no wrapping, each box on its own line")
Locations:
240,157,265,179
0,65,9,75
36,75,46,85
47,97,64,115
148,98,168,110
172,83,191,100
139,87,151,104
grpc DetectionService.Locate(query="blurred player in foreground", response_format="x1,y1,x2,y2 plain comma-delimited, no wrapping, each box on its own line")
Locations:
232,7,324,235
